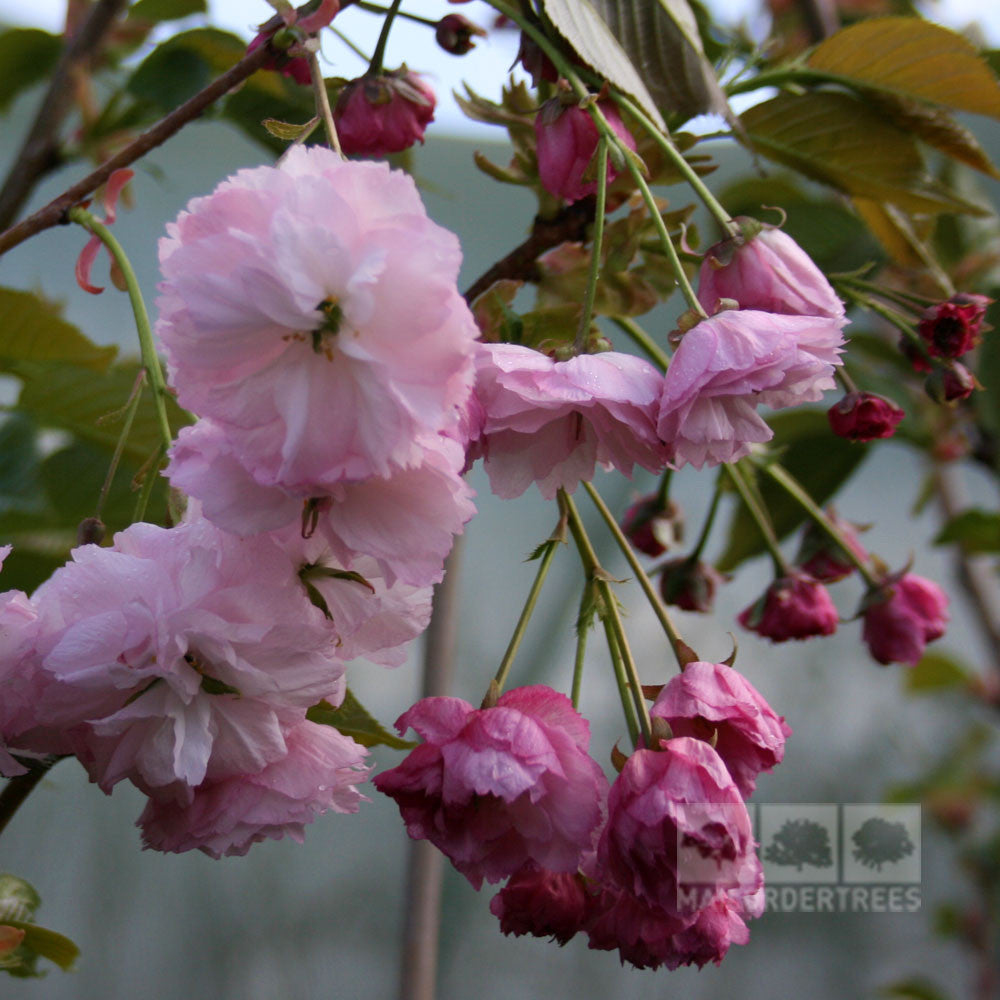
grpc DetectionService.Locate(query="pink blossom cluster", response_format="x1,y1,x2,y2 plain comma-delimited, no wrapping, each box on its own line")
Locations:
376,667,789,969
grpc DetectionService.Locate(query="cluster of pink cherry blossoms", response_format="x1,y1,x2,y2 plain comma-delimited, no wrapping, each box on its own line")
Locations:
0,135,951,971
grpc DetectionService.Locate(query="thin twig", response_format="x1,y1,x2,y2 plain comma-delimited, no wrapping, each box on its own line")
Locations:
0,756,65,838
398,538,463,1000
0,0,130,231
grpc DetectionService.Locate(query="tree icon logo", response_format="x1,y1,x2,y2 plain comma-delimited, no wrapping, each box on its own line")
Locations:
763,818,835,871
850,817,915,871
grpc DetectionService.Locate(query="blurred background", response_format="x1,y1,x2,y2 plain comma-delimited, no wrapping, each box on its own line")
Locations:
1,2,1000,998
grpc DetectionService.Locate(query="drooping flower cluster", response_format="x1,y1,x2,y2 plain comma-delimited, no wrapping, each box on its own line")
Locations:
377,667,788,970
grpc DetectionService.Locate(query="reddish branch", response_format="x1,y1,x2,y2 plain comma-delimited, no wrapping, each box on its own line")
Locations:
462,196,596,304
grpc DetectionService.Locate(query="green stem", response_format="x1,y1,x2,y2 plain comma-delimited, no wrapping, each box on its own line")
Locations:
95,370,144,521
570,582,593,709
725,65,843,98
656,468,673,508
833,274,934,311
611,316,671,371
601,615,640,746
492,534,562,692
308,50,342,155
575,138,608,354
329,24,372,62
724,462,790,576
67,207,173,455
369,0,405,74
132,447,165,523
0,756,66,838
622,157,705,316
758,461,881,588
581,480,687,670
561,490,651,744
613,92,737,238
356,1,436,27
689,475,724,562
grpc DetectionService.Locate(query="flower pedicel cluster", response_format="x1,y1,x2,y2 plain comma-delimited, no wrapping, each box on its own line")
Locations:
0,17,968,971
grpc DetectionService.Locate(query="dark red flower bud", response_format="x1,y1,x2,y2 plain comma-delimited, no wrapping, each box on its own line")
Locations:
247,29,312,86
620,495,682,558
490,862,592,945
925,362,976,404
739,573,838,642
827,391,905,442
517,32,559,85
899,335,932,374
435,13,486,55
334,69,435,156
658,558,726,613
917,293,991,359
795,511,867,583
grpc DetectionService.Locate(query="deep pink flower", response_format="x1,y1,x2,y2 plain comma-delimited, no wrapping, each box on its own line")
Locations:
587,885,758,970
657,310,844,468
167,420,476,588
917,294,991,359
138,720,368,857
649,661,791,798
620,494,681,558
827,392,904,442
75,168,133,295
470,344,669,499
246,31,311,86
596,737,759,916
30,517,347,799
156,147,476,491
490,862,593,945
739,572,838,642
862,573,949,666
374,686,608,888
795,511,867,583
534,99,636,203
335,70,436,156
658,558,726,613
698,224,846,321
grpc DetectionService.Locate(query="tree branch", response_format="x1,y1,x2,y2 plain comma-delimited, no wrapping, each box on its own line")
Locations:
0,0,130,231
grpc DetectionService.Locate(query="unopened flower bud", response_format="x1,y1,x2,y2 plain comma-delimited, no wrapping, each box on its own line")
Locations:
658,558,725,613
861,572,948,665
517,32,559,85
620,494,682,557
534,99,636,204
435,13,486,54
899,334,932,373
926,362,976,404
334,68,435,156
76,516,106,546
247,28,312,85
827,391,904,442
739,572,838,642
917,293,991,360
795,511,867,583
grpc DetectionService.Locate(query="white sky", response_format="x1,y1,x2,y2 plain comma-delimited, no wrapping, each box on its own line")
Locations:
0,0,998,138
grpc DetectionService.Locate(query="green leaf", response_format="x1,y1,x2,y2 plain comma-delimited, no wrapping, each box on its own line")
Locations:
880,978,951,1000
3,922,79,973
306,691,415,750
12,360,192,465
974,293,1000,461
222,75,320,153
0,288,116,371
934,509,1000,553
740,92,989,216
0,29,62,112
807,17,1000,119
127,28,256,112
586,0,731,122
539,0,666,130
0,416,43,515
127,0,208,23
262,117,320,141
717,410,869,572
905,653,972,693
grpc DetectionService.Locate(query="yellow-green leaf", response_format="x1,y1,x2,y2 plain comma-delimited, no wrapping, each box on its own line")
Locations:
740,92,988,216
4,921,79,972
307,691,415,751
808,17,1000,119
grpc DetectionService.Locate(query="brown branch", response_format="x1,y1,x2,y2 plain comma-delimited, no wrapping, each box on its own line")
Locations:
462,196,596,304
0,41,276,258
398,538,463,1000
0,0,130,231
0,756,65,838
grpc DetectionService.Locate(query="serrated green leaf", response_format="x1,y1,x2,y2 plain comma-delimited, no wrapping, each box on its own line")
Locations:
127,0,207,23
586,0,731,122
740,92,988,216
0,288,116,371
0,29,61,112
307,691,415,750
933,509,1000,553
808,17,1000,120
539,0,666,130
11,359,192,464
4,922,79,973
905,653,972,693
717,410,869,572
